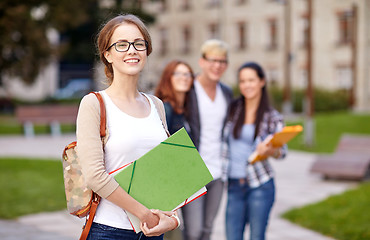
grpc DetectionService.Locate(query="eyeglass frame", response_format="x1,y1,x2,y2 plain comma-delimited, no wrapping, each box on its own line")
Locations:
202,55,228,65
106,39,148,52
172,71,193,78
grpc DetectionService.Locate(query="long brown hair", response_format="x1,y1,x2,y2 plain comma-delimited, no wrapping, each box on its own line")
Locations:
155,60,194,114
96,14,152,85
231,62,271,140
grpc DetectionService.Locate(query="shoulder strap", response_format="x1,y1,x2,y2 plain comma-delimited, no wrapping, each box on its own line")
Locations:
149,95,170,137
79,194,100,240
79,92,105,240
90,92,106,138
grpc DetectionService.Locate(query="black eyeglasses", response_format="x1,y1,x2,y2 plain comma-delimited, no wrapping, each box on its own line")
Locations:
106,40,148,52
203,57,228,65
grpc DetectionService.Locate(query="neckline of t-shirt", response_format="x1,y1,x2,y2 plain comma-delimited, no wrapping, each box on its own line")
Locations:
101,91,153,120
194,79,222,103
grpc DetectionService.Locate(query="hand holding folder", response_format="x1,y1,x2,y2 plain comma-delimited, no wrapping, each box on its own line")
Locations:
113,127,213,232
248,125,303,164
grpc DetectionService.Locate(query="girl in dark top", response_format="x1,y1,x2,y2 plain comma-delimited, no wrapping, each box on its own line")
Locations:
155,60,194,134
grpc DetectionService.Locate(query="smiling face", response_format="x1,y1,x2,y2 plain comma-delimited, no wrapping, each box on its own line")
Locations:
199,53,228,83
239,68,265,101
104,23,147,78
171,64,193,94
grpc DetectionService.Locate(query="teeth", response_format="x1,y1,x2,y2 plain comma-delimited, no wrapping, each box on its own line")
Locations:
125,59,139,63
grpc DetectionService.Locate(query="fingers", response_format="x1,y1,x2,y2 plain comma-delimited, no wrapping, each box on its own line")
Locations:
140,221,162,237
150,209,175,218
161,211,174,217
152,209,174,217
140,210,176,237
257,142,276,157
150,209,163,218
140,222,150,235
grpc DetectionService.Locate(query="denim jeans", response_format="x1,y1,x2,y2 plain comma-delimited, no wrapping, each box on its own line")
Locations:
87,222,164,240
225,178,275,240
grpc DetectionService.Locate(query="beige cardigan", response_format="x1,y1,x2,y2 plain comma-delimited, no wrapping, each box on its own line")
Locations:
76,92,168,199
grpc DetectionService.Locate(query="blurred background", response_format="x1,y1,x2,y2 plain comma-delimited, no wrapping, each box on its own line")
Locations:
1,0,369,111
0,1,369,240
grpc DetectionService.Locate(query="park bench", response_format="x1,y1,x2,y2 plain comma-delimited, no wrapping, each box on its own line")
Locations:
15,104,79,137
310,134,370,181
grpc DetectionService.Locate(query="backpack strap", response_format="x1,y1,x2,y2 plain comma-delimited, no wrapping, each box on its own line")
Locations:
80,93,167,240
149,94,170,137
79,194,99,240
91,92,106,138
79,92,105,240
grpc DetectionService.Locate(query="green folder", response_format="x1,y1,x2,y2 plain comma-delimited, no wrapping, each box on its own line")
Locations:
114,127,213,231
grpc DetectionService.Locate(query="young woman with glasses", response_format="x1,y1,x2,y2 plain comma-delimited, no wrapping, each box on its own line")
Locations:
76,14,179,240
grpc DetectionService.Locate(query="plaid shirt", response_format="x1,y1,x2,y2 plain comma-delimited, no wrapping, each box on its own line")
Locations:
221,102,287,188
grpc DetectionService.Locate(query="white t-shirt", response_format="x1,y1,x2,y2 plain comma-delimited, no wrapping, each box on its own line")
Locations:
194,80,228,179
94,91,168,230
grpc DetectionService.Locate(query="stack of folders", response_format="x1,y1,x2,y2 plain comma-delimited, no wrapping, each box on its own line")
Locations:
248,125,303,164
113,127,213,232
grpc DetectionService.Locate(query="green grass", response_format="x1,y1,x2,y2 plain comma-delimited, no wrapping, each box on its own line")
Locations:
1,110,370,240
282,182,370,240
286,111,370,153
0,158,66,219
0,115,75,135
281,111,370,239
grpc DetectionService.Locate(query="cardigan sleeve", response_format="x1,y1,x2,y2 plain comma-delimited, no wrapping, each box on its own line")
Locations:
269,109,287,160
76,93,119,199
255,108,287,160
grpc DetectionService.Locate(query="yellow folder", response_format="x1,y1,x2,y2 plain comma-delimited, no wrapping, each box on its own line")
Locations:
114,127,213,232
248,125,303,164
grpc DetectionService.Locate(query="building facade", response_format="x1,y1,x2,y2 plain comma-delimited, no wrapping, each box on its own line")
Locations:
141,0,370,112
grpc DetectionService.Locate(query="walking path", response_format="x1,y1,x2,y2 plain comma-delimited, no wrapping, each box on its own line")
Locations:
0,134,356,240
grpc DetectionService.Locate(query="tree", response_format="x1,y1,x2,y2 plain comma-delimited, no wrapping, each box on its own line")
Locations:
0,0,155,85
59,0,155,65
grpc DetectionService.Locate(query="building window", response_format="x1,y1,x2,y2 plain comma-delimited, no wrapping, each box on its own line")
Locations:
266,68,279,86
159,0,167,12
134,0,143,9
299,14,309,48
267,18,278,50
159,27,168,56
181,25,191,54
299,68,308,88
337,10,353,45
335,65,352,89
235,0,247,5
208,23,220,39
206,0,221,8
181,0,191,10
237,21,247,50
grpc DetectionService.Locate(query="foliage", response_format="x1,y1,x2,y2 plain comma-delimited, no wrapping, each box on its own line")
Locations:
0,0,155,85
268,87,350,113
282,182,370,240
0,0,95,84
287,111,370,153
268,86,284,111
0,158,66,219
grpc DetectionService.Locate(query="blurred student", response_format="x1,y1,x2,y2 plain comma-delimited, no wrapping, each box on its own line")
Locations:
182,39,233,240
155,60,194,135
77,14,179,240
222,62,287,240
